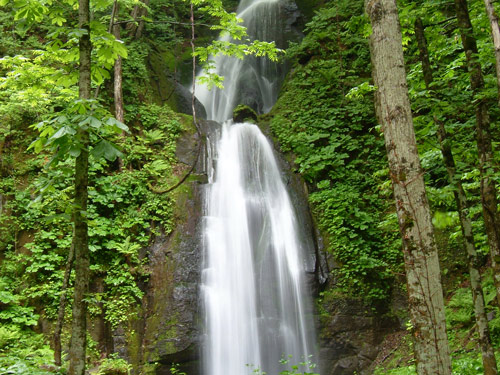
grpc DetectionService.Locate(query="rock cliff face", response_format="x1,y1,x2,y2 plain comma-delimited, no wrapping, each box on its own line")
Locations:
111,116,209,375
140,186,202,375
318,298,402,375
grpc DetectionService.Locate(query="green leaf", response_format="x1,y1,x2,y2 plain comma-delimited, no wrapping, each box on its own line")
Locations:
106,117,129,131
50,126,73,140
68,145,81,157
91,140,123,161
79,115,102,129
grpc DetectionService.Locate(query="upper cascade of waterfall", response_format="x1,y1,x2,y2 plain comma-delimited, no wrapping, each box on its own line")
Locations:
237,0,279,13
195,0,288,122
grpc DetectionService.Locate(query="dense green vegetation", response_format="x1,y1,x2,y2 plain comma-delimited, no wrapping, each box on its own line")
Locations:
268,0,402,303
2,0,500,373
0,0,203,373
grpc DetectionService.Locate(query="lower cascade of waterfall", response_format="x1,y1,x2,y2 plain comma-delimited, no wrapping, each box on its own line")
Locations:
201,122,316,375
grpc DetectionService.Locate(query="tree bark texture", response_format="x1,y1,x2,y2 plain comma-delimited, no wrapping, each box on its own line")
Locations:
54,236,75,366
483,0,500,106
366,1,452,374
112,1,125,170
127,0,149,39
68,1,91,374
455,0,500,307
113,3,124,124
415,17,498,375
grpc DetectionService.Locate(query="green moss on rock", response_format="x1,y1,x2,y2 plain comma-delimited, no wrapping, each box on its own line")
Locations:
233,104,258,123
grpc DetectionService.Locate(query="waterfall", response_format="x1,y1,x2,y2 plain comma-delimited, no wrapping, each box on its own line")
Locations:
199,1,316,374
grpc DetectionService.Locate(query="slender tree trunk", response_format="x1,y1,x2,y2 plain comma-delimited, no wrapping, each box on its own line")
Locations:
68,1,91,374
54,235,75,366
415,18,434,89
93,0,119,100
415,18,497,374
366,1,451,373
455,0,500,307
113,55,124,124
127,0,149,39
113,3,124,125
154,0,201,194
112,1,125,170
483,0,500,106
442,136,499,375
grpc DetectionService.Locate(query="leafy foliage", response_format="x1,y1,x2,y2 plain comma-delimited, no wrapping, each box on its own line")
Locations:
268,0,402,302
0,0,191,367
0,325,56,375
376,271,500,374
96,353,132,375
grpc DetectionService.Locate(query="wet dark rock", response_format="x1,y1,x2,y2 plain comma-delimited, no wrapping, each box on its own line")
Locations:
281,0,305,42
172,82,207,119
122,180,202,375
113,326,128,359
318,298,402,375
147,45,206,119
236,88,263,115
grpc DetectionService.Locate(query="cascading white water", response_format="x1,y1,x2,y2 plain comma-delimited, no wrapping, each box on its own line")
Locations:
202,122,316,375
196,0,285,122
199,0,316,374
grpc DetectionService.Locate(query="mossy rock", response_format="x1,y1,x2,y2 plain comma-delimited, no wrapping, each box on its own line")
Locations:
147,44,206,118
233,105,258,123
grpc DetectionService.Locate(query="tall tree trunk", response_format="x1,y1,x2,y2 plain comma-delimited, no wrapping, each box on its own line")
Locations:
112,1,125,170
68,1,91,374
54,234,75,366
415,17,497,374
437,122,498,375
415,18,434,89
113,54,124,125
365,1,452,374
483,0,500,106
455,0,500,307
113,3,124,125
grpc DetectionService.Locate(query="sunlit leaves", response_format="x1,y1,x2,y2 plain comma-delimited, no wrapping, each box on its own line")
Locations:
0,52,77,130
5,0,129,89
29,99,128,166
191,0,283,89
195,39,282,88
91,20,128,67
346,82,377,99
12,0,49,23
